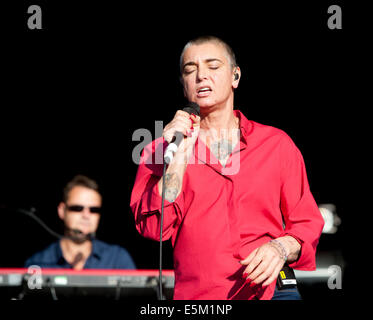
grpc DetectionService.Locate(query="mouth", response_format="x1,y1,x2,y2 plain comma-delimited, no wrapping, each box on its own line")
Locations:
79,222,91,228
196,86,212,98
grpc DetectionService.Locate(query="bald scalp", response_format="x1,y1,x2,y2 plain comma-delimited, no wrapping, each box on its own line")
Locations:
180,36,237,74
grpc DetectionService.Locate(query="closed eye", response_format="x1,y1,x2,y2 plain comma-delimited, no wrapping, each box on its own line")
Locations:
183,67,196,74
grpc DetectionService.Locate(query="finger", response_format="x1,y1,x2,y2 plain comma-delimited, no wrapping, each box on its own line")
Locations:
243,253,263,278
175,110,192,120
262,261,285,287
246,257,271,283
174,113,193,131
163,124,191,143
174,116,193,128
240,248,258,266
251,257,279,285
170,119,193,134
190,114,201,124
190,124,200,138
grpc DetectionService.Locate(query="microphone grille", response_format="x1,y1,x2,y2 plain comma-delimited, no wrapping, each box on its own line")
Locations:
183,102,200,116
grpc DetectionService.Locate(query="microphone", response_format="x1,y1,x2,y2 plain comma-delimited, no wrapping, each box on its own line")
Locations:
164,102,200,164
66,227,95,242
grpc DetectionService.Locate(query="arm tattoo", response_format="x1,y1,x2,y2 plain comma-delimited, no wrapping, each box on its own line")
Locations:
163,173,180,203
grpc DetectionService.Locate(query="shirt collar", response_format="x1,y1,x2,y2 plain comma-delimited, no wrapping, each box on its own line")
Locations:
192,109,252,172
91,239,102,259
56,241,67,265
233,109,252,143
56,239,102,265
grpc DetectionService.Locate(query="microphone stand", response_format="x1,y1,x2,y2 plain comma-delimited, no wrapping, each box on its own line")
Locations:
158,102,200,300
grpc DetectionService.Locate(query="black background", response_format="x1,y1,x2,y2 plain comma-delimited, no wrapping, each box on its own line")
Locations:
0,0,367,303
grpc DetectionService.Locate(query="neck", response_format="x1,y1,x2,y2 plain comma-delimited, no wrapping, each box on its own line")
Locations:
60,237,92,269
60,237,92,254
199,98,237,132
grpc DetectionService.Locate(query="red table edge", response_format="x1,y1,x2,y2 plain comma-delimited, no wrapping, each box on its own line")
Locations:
0,268,174,276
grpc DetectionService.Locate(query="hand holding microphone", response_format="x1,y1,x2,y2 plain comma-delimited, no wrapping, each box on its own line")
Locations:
163,103,200,164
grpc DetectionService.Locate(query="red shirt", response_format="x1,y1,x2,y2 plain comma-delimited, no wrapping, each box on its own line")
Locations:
130,110,324,300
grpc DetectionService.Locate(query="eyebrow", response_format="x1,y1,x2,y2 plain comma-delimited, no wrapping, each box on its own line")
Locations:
182,58,224,71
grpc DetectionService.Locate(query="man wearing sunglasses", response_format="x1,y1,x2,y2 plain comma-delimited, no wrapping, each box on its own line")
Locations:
25,175,136,270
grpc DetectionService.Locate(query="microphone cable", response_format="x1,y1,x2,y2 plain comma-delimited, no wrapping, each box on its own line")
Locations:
158,102,200,300
158,162,167,300
1,205,93,241
16,207,63,239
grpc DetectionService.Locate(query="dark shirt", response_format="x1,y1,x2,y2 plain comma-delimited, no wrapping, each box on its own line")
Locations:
24,239,136,269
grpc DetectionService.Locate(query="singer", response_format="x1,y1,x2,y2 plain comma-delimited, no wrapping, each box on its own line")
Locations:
130,36,324,300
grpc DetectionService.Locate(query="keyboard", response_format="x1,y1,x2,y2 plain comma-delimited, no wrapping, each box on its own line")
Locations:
0,268,174,300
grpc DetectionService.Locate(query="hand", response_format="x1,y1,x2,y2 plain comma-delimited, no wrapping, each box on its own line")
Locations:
240,241,286,287
158,112,200,202
163,111,200,160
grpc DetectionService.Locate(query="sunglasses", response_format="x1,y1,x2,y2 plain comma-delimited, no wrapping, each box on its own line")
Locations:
66,205,102,214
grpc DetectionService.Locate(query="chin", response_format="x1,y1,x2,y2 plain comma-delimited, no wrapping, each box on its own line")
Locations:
77,227,91,234
195,99,215,109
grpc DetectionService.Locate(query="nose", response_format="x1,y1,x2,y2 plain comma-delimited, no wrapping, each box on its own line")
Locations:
196,66,208,82
81,208,91,218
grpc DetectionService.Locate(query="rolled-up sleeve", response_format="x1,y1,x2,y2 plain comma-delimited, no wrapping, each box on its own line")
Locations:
130,138,184,241
279,135,324,270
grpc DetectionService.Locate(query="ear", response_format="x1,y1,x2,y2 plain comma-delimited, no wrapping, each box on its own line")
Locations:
57,202,66,221
232,66,241,89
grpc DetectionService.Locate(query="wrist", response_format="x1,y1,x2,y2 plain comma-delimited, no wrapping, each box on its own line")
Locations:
172,139,195,165
270,239,289,262
276,236,301,263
